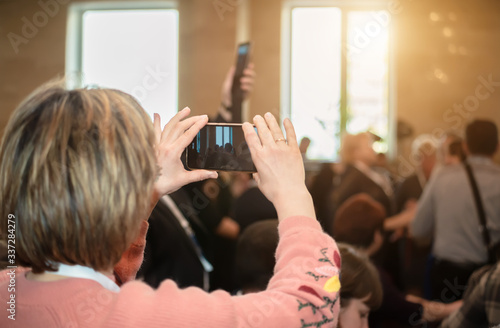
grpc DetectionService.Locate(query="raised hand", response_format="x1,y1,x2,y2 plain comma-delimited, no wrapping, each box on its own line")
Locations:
153,108,217,196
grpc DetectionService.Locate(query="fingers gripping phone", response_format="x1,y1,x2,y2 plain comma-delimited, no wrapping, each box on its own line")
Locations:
186,123,256,172
232,42,251,95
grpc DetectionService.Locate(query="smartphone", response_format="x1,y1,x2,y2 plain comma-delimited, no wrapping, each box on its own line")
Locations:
231,42,252,95
186,123,256,172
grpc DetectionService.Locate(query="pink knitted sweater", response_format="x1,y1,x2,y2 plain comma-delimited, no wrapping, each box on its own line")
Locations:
0,216,341,327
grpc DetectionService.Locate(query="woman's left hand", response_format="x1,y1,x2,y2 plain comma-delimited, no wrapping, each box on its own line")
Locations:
153,107,217,197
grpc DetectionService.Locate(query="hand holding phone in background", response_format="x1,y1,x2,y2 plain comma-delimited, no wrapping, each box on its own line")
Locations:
219,42,255,122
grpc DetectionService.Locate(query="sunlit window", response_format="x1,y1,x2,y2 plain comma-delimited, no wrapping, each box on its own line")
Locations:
67,3,178,121
284,4,392,161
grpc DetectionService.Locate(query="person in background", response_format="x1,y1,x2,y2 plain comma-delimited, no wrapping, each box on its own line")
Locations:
396,134,437,213
333,132,416,289
333,193,461,328
0,81,342,327
395,134,437,296
234,219,279,294
411,119,500,302
440,248,500,328
337,243,383,328
141,64,256,292
235,220,384,328
438,132,466,166
299,136,311,159
216,63,256,123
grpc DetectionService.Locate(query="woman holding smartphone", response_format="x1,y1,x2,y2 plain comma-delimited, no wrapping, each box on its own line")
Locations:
0,82,341,327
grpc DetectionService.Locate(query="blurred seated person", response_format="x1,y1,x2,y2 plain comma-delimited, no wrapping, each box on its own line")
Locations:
308,162,341,232
333,194,461,328
337,243,383,328
235,220,383,328
234,219,279,294
233,178,277,234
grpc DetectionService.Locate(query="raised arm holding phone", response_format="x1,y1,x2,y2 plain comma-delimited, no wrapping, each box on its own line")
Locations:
0,82,341,327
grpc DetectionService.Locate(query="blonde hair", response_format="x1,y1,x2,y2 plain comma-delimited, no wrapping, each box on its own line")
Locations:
339,132,373,164
0,81,157,273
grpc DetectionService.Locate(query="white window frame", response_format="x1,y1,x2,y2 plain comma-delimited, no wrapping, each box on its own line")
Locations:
281,0,397,161
65,1,178,91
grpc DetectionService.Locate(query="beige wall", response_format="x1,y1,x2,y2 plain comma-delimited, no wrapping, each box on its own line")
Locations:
0,0,237,137
1,0,500,164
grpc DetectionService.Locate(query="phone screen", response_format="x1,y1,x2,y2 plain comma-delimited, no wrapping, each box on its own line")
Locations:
186,123,256,172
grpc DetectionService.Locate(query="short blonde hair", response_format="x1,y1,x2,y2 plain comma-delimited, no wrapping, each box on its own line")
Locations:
339,132,373,164
0,81,157,273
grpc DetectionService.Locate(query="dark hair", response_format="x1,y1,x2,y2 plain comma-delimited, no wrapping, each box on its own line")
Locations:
332,193,386,248
466,120,498,156
235,219,279,292
449,140,466,162
338,243,383,310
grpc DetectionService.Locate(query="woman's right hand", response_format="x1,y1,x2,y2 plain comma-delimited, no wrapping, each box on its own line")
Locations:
242,113,315,221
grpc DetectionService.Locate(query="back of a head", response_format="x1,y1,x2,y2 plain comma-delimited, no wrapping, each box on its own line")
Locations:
337,243,383,311
0,81,157,273
411,134,436,163
332,193,386,248
235,219,279,293
339,133,372,165
466,119,498,156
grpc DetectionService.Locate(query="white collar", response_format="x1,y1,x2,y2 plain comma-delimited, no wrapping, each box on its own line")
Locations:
51,263,120,292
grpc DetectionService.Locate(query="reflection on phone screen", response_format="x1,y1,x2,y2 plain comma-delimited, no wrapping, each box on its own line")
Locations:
187,124,256,172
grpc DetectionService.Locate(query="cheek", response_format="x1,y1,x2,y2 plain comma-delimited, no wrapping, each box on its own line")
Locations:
340,307,363,328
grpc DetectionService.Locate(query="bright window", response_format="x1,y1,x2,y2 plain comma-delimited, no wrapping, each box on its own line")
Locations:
67,2,178,122
283,3,393,161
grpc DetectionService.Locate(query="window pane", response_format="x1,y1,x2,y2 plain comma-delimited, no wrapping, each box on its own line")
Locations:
82,9,178,122
346,11,389,152
291,7,342,161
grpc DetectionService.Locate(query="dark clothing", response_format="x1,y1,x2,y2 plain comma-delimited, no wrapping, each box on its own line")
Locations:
395,173,423,213
334,164,402,287
334,165,393,217
369,266,424,328
395,173,430,295
233,187,277,233
440,264,500,327
309,163,336,232
138,193,208,289
430,258,482,303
